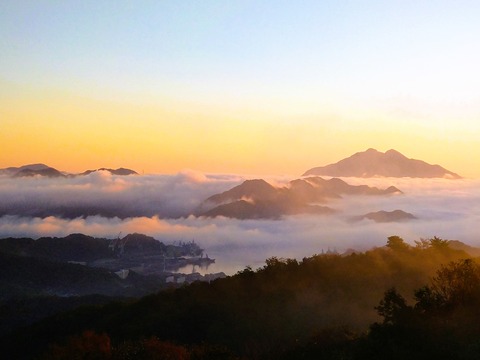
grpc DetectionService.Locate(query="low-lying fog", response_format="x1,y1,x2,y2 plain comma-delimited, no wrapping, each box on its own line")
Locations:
1,171,479,275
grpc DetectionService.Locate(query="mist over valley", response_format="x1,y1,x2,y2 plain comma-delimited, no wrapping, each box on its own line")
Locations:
1,150,477,276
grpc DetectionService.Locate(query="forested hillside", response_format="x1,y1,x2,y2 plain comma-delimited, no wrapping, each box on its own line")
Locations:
3,236,480,359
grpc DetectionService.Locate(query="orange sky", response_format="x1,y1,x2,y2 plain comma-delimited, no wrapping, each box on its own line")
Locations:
2,2,479,178
1,83,477,178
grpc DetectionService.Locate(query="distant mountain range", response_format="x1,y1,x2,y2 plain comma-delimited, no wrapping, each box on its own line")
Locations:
79,168,138,176
0,164,65,178
3,148,460,180
303,148,462,179
350,210,417,223
197,177,402,219
0,164,138,177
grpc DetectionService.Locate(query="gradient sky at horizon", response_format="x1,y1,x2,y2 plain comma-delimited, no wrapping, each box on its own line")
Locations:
1,1,479,177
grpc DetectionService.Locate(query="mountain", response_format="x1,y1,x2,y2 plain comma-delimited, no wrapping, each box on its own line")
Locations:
198,177,401,219
1,164,138,177
0,232,211,301
203,200,277,219
79,167,138,176
204,179,279,205
302,177,402,196
0,164,66,178
0,233,172,263
350,209,417,223
199,179,334,219
303,148,462,178
14,167,65,178
1,163,50,174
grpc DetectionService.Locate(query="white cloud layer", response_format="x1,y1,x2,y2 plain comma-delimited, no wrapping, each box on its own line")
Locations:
1,173,479,274
0,170,243,218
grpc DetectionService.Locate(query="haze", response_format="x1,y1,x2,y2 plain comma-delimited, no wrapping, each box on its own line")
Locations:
1,172,479,274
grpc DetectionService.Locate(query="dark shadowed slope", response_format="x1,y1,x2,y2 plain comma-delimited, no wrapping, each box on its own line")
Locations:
303,148,462,178
204,179,279,205
198,177,401,219
0,163,52,175
5,164,66,178
4,237,477,360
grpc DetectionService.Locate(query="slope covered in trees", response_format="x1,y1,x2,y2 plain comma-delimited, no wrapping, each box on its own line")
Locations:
2,236,480,359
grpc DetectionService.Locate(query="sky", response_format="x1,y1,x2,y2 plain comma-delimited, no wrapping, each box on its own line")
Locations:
1,1,480,177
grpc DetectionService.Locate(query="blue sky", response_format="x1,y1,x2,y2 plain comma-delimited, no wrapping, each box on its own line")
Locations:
1,1,480,176
3,1,478,103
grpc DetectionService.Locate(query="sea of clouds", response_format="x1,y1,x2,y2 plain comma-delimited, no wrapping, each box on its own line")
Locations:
1,171,479,274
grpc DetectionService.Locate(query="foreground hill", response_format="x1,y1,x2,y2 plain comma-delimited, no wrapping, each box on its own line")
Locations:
3,236,478,359
0,251,165,301
198,177,401,219
303,148,462,178
0,233,164,263
0,233,208,302
0,233,211,336
0,233,204,273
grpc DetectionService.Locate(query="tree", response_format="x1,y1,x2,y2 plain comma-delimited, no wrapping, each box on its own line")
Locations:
386,236,410,251
430,259,480,307
429,236,450,250
375,288,411,325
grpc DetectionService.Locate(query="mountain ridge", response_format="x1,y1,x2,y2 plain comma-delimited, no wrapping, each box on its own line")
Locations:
198,176,402,219
0,164,138,177
350,209,417,223
303,148,462,178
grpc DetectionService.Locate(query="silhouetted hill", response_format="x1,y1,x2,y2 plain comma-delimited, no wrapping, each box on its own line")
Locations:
205,179,279,204
79,167,138,176
1,164,138,178
199,177,401,219
0,252,163,301
351,209,417,223
0,234,112,262
303,148,462,178
203,199,273,219
0,233,201,264
0,164,66,178
0,163,51,175
14,167,65,178
0,233,213,338
3,236,474,360
304,176,402,196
